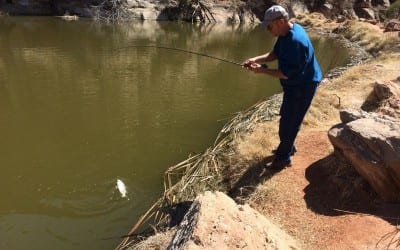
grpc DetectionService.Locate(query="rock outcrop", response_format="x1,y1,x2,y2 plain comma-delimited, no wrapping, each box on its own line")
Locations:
125,0,171,21
385,19,400,32
0,0,397,23
167,191,300,250
374,80,400,118
328,109,400,202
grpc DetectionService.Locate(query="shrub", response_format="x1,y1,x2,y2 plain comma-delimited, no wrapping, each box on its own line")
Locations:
386,0,400,19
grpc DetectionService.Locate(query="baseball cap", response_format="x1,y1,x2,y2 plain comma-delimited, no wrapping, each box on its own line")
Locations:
260,5,289,28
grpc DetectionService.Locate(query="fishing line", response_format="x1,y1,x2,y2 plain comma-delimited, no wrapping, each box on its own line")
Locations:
113,45,243,66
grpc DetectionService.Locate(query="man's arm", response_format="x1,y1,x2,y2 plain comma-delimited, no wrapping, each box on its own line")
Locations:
248,66,288,79
242,51,287,79
243,51,277,65
249,51,277,63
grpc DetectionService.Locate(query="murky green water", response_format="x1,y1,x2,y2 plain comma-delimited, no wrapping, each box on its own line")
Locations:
0,17,348,249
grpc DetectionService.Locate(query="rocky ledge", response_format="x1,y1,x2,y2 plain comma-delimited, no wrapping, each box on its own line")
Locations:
157,191,300,250
328,79,400,203
1,0,400,27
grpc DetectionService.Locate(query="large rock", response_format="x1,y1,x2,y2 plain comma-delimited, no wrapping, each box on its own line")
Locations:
355,7,376,20
355,0,372,8
318,3,335,18
126,0,170,20
288,1,309,17
372,0,391,8
368,80,400,118
167,191,300,250
328,109,400,202
209,3,256,24
385,19,400,32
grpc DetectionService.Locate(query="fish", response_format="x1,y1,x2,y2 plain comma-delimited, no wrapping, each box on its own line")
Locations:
116,179,127,198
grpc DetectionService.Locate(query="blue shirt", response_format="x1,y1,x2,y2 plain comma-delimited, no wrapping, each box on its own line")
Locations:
273,23,322,86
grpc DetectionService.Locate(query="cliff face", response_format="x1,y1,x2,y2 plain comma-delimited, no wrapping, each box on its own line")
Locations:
0,0,397,23
0,0,101,16
248,0,396,21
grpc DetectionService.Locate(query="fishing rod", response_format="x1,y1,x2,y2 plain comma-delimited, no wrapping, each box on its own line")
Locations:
113,45,243,67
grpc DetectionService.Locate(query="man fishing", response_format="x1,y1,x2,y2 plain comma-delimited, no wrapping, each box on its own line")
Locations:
243,5,322,170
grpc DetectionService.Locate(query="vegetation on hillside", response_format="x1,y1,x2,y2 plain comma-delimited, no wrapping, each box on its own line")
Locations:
338,21,399,54
92,0,132,22
386,0,400,19
176,0,217,22
92,0,219,22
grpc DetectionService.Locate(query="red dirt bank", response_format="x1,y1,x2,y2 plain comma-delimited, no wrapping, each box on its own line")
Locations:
249,130,399,249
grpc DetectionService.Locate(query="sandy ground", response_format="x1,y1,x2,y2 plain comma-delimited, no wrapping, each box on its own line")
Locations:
243,129,400,249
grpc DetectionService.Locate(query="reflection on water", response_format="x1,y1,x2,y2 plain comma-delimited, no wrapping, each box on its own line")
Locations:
0,17,348,250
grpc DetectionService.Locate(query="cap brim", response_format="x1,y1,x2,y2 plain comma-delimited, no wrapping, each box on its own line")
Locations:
260,20,271,28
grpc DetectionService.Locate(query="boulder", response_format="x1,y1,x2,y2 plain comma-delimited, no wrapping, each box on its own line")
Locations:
373,80,400,118
288,1,309,17
372,0,391,8
319,3,334,19
210,4,249,24
167,191,300,250
328,109,400,202
128,8,165,20
337,15,347,23
385,19,400,32
355,7,376,19
125,0,171,20
374,80,400,100
355,0,372,8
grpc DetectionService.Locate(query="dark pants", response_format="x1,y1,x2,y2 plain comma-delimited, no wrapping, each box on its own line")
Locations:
275,82,318,161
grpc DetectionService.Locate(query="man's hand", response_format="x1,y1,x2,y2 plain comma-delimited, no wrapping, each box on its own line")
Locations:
241,59,256,69
242,60,268,73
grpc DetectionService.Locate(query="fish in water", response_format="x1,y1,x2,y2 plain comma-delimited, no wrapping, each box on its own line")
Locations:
116,179,127,198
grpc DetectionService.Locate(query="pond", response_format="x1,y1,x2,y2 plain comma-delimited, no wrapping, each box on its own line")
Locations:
0,17,349,249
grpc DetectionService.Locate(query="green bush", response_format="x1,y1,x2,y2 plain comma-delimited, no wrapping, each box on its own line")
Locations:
386,0,400,19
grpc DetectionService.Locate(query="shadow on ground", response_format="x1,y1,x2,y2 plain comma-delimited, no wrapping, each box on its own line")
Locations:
227,155,286,203
226,151,400,226
304,153,400,226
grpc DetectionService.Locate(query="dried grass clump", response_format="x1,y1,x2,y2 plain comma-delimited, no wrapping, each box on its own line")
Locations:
304,90,341,129
377,226,400,250
321,65,377,109
92,0,132,22
340,21,400,54
235,122,279,162
294,12,334,29
178,0,216,23
295,15,313,27
126,229,176,250
303,65,379,130
317,52,400,115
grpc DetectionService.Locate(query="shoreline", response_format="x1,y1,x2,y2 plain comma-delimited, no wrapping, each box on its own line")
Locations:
119,14,399,249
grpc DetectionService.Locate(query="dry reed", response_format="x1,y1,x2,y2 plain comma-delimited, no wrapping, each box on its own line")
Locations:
376,226,400,249
115,94,282,250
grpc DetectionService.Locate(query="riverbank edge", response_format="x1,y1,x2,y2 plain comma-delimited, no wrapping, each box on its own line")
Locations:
118,15,400,249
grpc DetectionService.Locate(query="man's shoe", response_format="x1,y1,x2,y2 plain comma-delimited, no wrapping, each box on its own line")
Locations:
266,159,292,171
272,146,297,156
